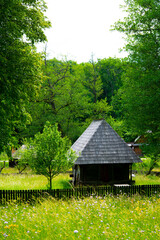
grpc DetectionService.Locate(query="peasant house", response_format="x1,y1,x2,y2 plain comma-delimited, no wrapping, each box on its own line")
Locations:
71,119,142,186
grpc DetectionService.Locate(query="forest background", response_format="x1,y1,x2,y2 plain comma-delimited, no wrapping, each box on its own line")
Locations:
0,0,159,174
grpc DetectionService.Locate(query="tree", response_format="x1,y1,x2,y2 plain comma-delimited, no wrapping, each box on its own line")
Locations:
0,161,5,174
20,58,117,144
18,53,125,144
81,59,112,121
97,58,125,105
14,145,28,174
0,0,51,153
113,0,160,171
25,122,77,189
25,58,92,141
82,60,103,103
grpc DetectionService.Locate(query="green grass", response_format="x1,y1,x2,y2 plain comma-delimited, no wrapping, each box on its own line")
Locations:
0,171,72,190
133,174,160,185
0,166,160,190
0,195,159,239
2,166,31,174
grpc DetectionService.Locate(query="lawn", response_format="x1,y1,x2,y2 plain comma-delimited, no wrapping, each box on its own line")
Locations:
0,195,159,239
0,169,72,190
133,174,160,185
0,166,160,190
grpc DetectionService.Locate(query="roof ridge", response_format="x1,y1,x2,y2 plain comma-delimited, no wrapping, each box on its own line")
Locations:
80,120,104,155
72,119,141,164
71,120,102,156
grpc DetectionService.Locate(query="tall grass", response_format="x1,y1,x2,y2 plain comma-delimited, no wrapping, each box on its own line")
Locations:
0,195,159,239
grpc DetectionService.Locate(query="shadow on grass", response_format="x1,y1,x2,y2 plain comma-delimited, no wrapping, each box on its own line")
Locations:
50,178,72,190
60,180,72,189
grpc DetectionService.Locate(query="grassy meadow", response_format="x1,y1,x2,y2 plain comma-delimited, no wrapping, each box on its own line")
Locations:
0,166,160,190
0,172,71,190
0,195,160,239
0,161,160,239
0,156,160,189
132,174,160,185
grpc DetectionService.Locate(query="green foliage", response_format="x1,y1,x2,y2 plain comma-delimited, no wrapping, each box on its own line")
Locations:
0,152,8,161
107,116,129,140
97,58,125,104
22,59,89,141
26,122,77,189
82,61,103,103
43,60,91,141
13,146,29,174
0,0,51,153
23,58,115,143
0,161,5,174
113,0,160,162
134,154,160,176
90,98,112,121
0,0,51,45
0,152,8,173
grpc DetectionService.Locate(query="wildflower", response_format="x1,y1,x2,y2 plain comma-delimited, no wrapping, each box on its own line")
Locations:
4,226,9,229
3,233,8,238
74,230,78,233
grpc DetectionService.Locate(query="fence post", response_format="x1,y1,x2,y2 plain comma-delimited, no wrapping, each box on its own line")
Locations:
141,185,145,195
2,190,5,204
56,189,59,199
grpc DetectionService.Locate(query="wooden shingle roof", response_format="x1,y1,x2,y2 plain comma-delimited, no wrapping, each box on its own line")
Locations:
72,120,142,165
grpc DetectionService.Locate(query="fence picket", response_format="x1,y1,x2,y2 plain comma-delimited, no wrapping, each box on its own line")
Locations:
0,185,159,204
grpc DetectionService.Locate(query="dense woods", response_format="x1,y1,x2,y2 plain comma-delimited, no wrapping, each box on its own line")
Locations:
0,0,159,173
20,57,125,142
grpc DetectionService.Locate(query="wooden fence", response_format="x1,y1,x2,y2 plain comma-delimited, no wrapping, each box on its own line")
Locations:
0,185,160,204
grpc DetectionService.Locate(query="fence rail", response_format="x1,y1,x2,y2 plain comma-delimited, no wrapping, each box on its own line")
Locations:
0,185,160,204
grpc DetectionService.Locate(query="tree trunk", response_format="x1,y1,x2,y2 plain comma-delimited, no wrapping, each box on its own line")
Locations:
0,161,5,173
146,166,154,176
146,157,157,176
49,175,52,190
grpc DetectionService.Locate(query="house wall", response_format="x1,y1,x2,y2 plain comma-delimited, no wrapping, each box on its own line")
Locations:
74,164,131,185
